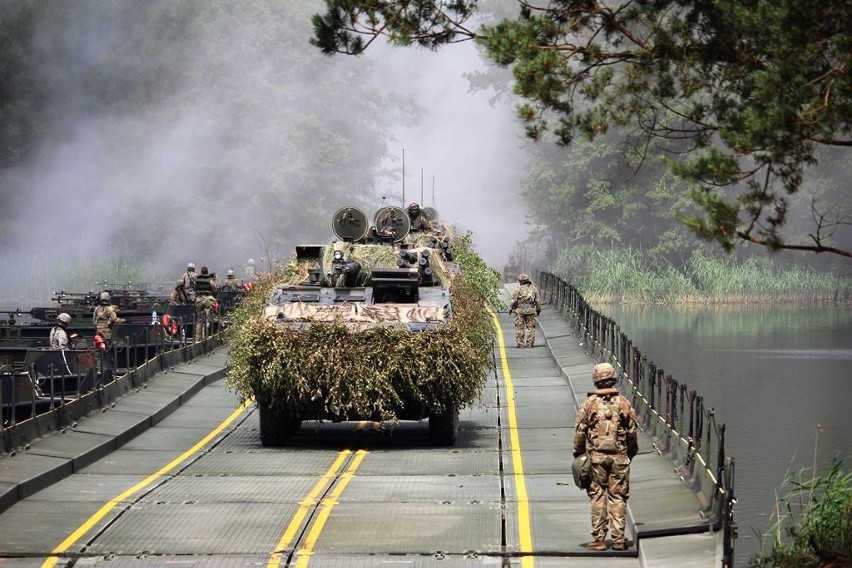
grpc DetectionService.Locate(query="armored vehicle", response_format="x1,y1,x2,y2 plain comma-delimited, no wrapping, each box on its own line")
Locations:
236,205,490,447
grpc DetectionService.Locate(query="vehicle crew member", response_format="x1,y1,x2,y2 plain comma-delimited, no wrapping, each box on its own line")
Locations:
182,262,197,302
573,363,639,551
223,269,242,288
170,279,190,305
50,312,78,350
509,273,541,347
92,292,125,347
406,202,431,232
194,266,217,339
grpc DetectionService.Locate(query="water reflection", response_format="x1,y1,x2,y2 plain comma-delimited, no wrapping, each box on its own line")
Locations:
598,303,852,565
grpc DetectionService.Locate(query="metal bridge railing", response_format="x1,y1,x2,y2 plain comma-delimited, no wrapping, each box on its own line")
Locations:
1,313,224,456
539,271,737,567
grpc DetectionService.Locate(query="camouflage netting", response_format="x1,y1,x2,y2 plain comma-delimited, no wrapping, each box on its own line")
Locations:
225,231,496,423
227,276,493,421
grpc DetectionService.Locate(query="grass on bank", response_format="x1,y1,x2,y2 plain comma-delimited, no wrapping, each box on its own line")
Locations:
749,458,851,568
549,246,852,304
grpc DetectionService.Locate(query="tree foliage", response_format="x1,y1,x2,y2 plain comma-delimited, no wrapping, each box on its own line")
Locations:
312,0,852,257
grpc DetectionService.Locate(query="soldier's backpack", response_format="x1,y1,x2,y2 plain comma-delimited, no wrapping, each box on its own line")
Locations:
591,395,622,453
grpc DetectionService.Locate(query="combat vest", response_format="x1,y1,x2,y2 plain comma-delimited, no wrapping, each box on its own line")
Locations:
587,393,623,454
93,305,117,338
49,326,67,350
194,274,214,297
512,284,539,315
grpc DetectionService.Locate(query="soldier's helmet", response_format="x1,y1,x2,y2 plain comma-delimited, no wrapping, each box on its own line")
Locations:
187,262,196,271
407,203,421,214
592,363,617,385
227,269,235,276
517,273,530,283
98,291,111,304
57,312,72,326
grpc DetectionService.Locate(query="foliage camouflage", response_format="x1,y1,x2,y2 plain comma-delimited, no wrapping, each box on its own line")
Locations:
225,231,496,422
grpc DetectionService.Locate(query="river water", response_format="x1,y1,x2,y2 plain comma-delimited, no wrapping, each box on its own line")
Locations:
597,302,852,565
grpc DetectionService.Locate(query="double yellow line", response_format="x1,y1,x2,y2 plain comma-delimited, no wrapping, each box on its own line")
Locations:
42,311,533,567
267,449,367,568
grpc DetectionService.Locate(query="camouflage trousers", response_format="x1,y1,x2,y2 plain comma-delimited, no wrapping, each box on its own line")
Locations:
586,453,631,545
513,312,537,347
195,296,215,340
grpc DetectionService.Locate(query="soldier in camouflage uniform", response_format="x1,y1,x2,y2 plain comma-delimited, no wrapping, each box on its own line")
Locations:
193,266,217,339
50,313,77,350
573,363,639,551
406,203,431,232
509,273,541,348
92,292,125,348
223,269,242,288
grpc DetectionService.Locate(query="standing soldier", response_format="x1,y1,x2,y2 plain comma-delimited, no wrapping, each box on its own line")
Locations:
223,268,242,288
193,266,217,339
170,279,190,305
182,263,197,302
509,273,541,348
573,363,639,551
245,258,257,283
92,292,125,350
50,313,78,350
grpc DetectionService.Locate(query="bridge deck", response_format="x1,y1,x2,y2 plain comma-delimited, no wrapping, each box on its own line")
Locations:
0,302,720,567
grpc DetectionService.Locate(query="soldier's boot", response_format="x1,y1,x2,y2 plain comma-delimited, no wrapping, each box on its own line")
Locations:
612,541,628,551
586,540,607,551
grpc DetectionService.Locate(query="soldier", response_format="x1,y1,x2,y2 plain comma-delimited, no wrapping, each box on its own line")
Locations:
223,269,242,288
182,262,197,302
194,266,217,339
503,255,520,283
170,279,190,305
245,258,257,283
573,363,639,551
406,202,431,232
92,291,125,349
50,312,78,350
509,273,541,348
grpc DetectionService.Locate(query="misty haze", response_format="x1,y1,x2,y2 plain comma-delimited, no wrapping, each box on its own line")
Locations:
0,1,526,306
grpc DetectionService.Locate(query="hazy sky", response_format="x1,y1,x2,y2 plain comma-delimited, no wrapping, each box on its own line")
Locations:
368,41,528,266
0,3,530,304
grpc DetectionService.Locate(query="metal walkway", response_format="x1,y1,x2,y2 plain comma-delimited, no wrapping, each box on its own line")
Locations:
0,304,721,567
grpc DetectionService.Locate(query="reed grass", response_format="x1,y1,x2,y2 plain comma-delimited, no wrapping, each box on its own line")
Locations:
549,246,852,304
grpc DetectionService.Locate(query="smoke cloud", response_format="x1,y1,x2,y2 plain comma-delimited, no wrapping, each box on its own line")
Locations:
0,2,528,306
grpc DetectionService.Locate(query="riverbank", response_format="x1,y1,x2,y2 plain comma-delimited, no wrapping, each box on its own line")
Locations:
546,246,852,304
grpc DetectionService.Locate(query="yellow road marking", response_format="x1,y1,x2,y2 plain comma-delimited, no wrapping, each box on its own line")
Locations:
41,399,253,568
488,307,535,568
266,450,354,568
292,450,367,567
